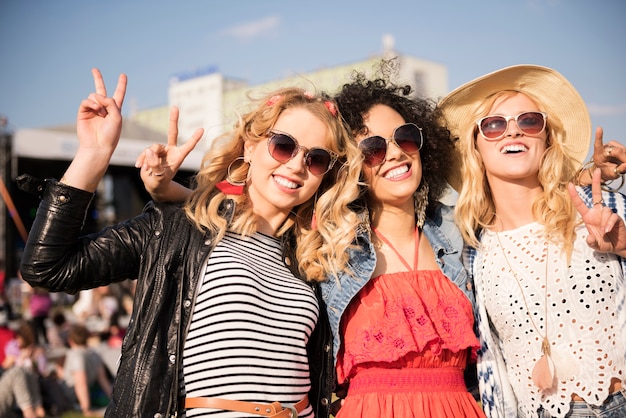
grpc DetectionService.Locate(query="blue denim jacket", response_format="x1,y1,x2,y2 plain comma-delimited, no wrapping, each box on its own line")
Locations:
319,203,474,365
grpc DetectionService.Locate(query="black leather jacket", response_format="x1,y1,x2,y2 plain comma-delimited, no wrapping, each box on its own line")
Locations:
19,176,334,418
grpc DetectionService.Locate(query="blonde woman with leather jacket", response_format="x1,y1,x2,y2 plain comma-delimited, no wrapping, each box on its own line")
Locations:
19,68,362,418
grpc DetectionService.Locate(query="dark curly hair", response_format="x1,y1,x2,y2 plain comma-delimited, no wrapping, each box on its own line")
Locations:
334,60,457,213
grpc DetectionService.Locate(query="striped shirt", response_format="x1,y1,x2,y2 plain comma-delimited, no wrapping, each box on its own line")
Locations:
183,231,318,417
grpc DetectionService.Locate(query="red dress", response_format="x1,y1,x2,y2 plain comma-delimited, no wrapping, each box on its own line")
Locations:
336,268,484,417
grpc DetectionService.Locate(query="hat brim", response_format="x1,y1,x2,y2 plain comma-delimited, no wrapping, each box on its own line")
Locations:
439,64,591,191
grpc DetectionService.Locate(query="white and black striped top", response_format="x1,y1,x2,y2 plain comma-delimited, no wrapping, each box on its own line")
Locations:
183,231,318,417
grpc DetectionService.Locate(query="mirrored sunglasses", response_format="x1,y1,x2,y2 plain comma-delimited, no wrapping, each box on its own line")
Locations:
267,130,338,176
358,123,423,167
476,111,547,140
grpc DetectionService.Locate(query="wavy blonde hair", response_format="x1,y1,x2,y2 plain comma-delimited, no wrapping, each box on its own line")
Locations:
455,91,579,254
184,87,362,282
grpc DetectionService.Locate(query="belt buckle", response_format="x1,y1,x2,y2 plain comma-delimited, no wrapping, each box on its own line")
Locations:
284,405,298,418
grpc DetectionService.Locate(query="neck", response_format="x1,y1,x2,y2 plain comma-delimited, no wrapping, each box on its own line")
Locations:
371,201,416,238
488,175,543,231
254,211,289,237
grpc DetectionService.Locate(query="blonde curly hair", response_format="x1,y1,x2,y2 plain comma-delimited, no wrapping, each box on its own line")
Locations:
455,90,579,254
184,87,362,282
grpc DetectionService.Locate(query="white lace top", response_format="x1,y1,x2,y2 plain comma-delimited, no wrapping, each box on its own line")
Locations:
476,222,625,417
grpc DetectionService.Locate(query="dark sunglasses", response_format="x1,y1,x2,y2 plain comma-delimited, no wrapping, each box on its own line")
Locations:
476,111,547,141
358,123,423,167
267,130,338,176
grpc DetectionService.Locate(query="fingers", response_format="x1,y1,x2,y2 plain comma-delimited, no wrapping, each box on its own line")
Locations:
112,73,127,109
141,147,163,174
602,212,620,234
134,146,163,169
92,68,106,97
593,127,605,164
168,107,180,147
569,168,603,218
568,182,588,217
166,105,203,158
79,97,107,118
180,128,204,157
90,68,127,110
590,168,604,204
605,139,626,176
135,149,147,168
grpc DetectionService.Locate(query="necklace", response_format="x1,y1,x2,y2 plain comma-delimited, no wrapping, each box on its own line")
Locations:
493,230,555,391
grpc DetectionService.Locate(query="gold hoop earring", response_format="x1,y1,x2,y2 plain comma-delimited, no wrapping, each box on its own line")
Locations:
226,157,251,187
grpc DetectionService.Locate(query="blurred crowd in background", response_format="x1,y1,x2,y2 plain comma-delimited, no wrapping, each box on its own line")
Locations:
0,261,134,417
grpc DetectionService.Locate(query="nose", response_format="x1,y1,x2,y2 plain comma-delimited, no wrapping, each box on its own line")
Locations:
286,149,307,173
386,139,405,160
505,119,522,137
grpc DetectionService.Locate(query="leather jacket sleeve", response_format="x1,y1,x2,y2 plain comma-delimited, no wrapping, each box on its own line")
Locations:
20,176,154,293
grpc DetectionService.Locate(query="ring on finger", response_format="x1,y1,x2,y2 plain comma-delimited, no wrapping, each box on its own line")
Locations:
593,199,605,206
153,171,165,177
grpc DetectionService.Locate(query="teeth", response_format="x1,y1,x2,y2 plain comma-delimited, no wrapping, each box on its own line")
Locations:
384,165,409,179
274,176,299,189
501,144,528,154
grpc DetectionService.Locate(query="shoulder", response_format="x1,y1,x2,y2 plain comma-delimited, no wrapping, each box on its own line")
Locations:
425,201,463,250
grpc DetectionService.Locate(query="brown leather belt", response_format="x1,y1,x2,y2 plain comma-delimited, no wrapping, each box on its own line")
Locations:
185,395,308,417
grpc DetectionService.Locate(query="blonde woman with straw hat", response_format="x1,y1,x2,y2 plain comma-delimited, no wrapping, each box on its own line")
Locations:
440,64,626,417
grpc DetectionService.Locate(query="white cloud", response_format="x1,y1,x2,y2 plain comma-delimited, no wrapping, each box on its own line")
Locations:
587,103,626,117
221,16,281,41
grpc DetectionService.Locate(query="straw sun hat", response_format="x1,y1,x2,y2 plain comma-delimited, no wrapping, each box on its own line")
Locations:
439,64,592,191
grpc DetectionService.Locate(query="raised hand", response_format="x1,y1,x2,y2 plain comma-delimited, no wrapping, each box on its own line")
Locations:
135,106,202,202
61,68,127,192
76,68,127,153
569,168,626,255
591,127,626,182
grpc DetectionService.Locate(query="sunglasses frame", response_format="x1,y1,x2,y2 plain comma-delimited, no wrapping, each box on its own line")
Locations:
358,123,424,167
267,129,339,176
476,111,548,141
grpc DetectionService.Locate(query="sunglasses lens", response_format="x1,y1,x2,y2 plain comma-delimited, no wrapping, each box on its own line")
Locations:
306,149,334,175
394,124,423,153
517,112,546,134
479,116,508,139
359,136,387,166
268,134,297,162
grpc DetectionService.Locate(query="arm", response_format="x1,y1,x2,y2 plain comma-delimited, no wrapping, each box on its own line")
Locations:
19,69,149,292
135,106,201,202
20,179,153,292
96,363,112,398
72,368,93,416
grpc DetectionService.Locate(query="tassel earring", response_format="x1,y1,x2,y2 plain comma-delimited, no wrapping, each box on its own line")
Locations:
311,192,319,230
414,183,429,228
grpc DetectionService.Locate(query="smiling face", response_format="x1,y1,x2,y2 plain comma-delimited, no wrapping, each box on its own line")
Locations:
475,92,548,187
357,104,422,211
245,107,329,226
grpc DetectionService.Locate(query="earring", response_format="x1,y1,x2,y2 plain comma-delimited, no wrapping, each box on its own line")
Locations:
216,157,250,195
414,182,429,228
311,192,319,230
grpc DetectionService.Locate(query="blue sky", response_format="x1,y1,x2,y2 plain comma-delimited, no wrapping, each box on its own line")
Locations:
1,0,625,155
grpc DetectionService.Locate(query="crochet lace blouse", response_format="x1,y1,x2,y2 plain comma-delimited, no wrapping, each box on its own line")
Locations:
476,222,625,417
